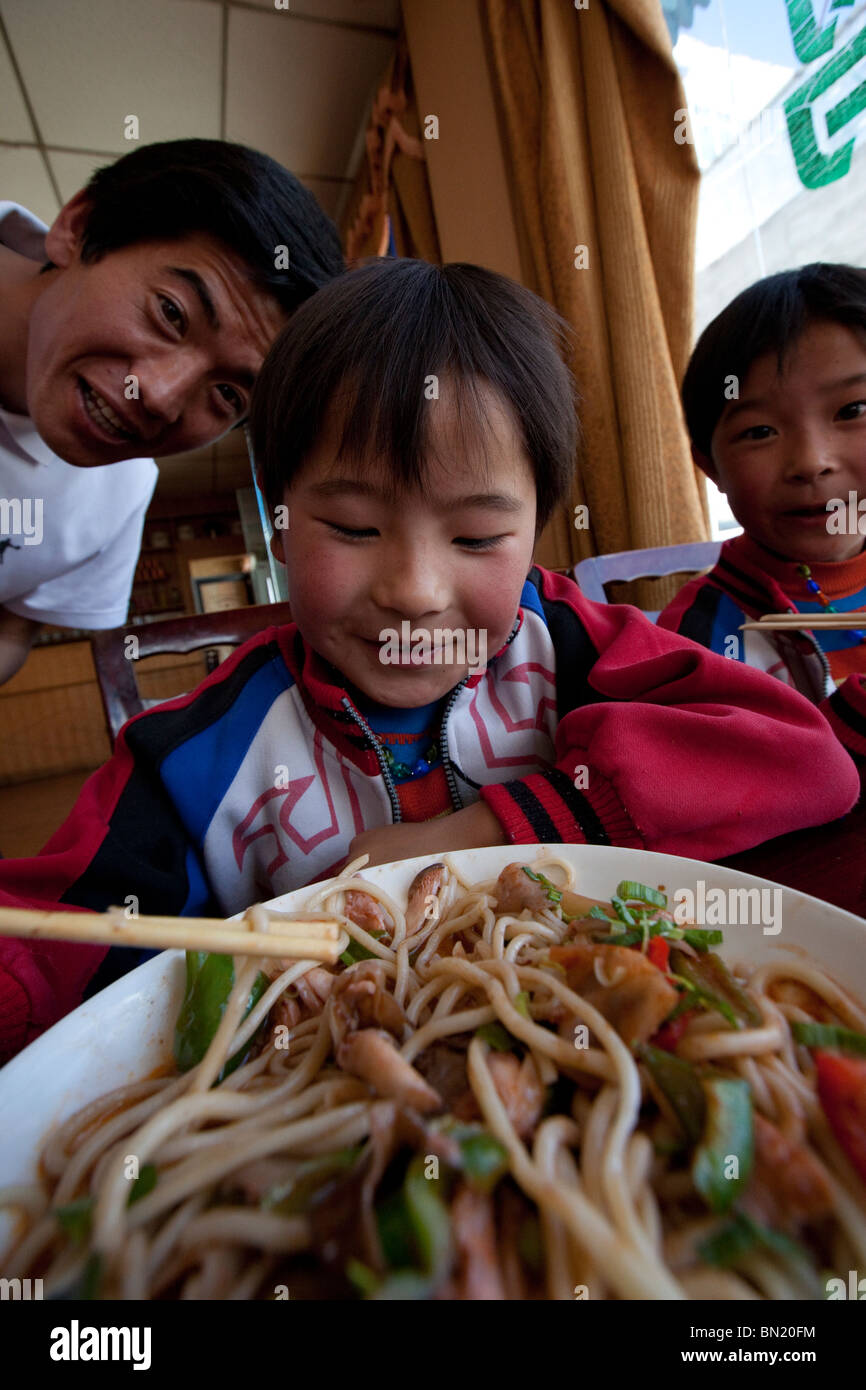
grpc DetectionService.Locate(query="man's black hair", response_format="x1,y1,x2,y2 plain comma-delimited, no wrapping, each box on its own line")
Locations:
70,138,344,311
683,262,866,458
251,257,578,532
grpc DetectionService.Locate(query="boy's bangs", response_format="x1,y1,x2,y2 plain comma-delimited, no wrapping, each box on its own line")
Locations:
332,370,499,498
685,263,866,457
253,258,578,526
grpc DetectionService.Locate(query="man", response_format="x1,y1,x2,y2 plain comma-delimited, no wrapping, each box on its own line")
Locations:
0,138,344,682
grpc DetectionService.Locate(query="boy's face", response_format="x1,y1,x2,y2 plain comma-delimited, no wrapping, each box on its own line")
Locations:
702,320,866,563
24,195,286,465
271,381,538,707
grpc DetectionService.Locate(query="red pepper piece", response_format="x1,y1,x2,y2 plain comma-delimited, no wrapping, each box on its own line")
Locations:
815,1050,866,1184
651,1007,698,1053
646,936,670,973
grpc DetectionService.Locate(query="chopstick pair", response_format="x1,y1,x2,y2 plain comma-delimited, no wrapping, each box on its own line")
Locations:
741,611,866,632
0,905,343,963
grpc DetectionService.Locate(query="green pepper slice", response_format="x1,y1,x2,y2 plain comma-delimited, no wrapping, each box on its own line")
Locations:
173,951,269,1080
692,1077,754,1214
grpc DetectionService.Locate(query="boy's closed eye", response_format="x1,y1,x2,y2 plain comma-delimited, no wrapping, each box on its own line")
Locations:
735,424,775,442
322,520,508,550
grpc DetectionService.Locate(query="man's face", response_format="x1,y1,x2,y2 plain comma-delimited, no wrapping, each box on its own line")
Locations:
704,320,866,563
271,380,538,708
25,229,287,465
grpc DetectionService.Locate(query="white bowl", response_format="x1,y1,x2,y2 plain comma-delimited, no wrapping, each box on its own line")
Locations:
2,843,865,1260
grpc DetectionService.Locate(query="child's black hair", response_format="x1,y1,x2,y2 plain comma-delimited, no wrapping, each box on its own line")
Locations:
683,263,866,458
62,138,344,313
250,257,578,532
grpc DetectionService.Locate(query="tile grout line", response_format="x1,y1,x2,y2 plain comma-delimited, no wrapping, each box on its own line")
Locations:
196,0,400,39
0,10,63,210
0,140,353,185
220,0,229,141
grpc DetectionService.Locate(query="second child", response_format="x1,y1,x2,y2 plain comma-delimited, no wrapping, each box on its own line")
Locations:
659,263,866,764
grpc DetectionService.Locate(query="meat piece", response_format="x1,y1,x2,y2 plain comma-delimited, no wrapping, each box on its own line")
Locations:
550,942,678,1048
268,965,335,1031
344,890,393,941
742,1112,833,1230
413,1038,471,1110
268,967,335,1034
448,1184,507,1299
493,862,555,917
295,966,336,1014
405,863,446,936
455,1051,545,1140
486,1052,545,1142
329,962,406,1046
337,1029,442,1113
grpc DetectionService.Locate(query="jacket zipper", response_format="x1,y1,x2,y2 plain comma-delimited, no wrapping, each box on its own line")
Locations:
776,626,833,698
438,617,521,812
439,679,468,812
340,698,402,823
805,631,834,697
341,683,468,819
339,616,521,821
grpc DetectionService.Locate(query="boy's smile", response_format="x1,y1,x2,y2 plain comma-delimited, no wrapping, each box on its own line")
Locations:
270,381,538,708
5,194,287,465
704,321,866,564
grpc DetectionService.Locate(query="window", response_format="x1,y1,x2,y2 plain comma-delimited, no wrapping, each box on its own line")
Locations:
670,0,866,536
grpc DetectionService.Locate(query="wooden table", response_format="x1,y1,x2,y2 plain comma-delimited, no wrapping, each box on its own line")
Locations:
718,796,866,919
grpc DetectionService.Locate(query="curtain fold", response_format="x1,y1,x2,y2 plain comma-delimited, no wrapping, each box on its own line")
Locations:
341,38,441,264
479,0,708,591
341,2,706,599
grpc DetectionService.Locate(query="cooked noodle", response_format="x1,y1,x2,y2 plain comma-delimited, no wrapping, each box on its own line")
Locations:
1,852,864,1300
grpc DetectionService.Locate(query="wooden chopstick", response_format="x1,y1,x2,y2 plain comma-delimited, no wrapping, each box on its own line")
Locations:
741,612,866,632
0,905,343,962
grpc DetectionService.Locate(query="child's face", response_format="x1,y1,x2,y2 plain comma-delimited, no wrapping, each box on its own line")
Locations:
703,320,866,563
271,380,538,707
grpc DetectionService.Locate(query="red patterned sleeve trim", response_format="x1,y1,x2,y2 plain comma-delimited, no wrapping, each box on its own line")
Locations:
480,766,644,849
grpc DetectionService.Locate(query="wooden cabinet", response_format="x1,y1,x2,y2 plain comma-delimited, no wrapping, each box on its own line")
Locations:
131,507,248,623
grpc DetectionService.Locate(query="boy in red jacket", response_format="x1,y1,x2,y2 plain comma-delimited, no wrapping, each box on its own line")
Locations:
659,264,866,760
0,259,859,1060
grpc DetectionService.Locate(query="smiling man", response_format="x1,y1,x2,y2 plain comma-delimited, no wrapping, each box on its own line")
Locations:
0,138,344,682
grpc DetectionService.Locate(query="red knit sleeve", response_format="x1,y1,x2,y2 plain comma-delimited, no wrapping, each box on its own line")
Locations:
0,900,106,1064
480,569,859,861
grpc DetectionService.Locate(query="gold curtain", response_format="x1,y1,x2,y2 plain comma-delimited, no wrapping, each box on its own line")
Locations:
479,0,707,585
341,38,441,264
341,2,706,595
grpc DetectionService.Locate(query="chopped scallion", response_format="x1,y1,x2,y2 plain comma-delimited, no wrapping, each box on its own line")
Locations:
616,881,667,909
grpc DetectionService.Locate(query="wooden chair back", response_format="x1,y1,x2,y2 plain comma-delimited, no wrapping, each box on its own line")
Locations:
91,602,293,741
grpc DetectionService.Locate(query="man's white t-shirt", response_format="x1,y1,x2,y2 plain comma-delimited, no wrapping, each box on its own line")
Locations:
0,202,157,629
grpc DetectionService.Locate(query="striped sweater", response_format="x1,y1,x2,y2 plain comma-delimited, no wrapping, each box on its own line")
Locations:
0,565,859,1059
